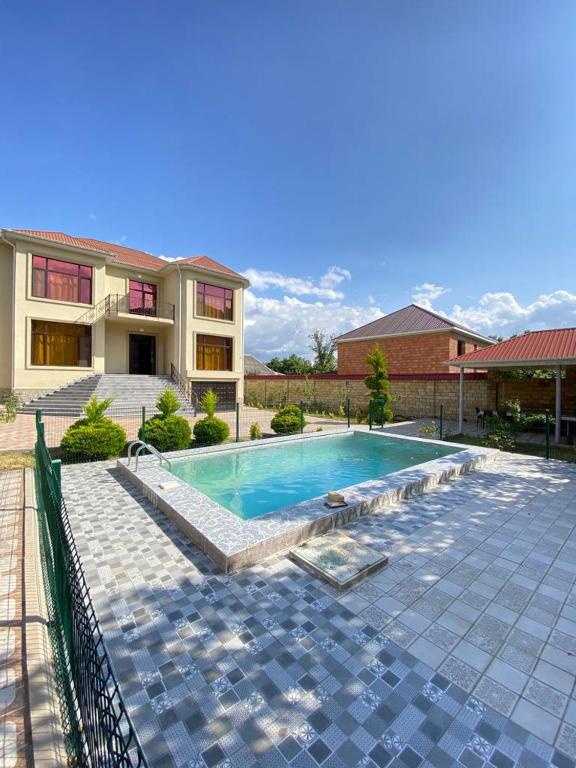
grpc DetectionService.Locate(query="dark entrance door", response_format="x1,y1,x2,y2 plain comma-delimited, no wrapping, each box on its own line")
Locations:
129,334,156,375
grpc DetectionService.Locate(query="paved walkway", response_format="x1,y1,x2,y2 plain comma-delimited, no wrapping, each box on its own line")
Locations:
0,471,30,768
60,450,576,767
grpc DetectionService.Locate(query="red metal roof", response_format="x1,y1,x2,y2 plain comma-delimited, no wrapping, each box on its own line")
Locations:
450,328,576,366
335,304,492,342
9,229,244,278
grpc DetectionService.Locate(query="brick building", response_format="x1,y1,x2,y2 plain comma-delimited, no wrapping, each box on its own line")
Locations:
336,304,494,375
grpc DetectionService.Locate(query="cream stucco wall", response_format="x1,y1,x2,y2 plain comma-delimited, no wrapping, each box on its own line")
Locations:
179,268,245,400
0,243,14,393
104,322,172,375
2,233,246,400
11,238,107,395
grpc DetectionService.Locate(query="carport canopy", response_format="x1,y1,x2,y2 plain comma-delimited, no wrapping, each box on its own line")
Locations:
449,328,576,442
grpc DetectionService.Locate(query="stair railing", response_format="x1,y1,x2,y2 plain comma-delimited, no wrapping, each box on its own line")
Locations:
170,363,197,416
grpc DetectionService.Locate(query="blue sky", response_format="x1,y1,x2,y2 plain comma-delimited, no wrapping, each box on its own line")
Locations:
2,0,576,358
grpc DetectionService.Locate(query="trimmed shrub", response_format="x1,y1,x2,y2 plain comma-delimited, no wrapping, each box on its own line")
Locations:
60,395,126,461
249,422,263,440
200,388,218,417
139,388,192,452
271,404,304,435
139,415,191,452
193,416,229,445
156,388,181,417
60,419,127,461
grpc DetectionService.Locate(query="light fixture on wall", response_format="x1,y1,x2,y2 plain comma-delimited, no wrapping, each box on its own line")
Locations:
139,328,144,332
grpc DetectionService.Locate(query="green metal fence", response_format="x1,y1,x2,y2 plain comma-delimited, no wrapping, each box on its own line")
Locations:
34,410,147,767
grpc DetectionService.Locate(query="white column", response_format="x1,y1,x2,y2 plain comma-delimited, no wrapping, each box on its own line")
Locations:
555,365,562,443
458,367,464,434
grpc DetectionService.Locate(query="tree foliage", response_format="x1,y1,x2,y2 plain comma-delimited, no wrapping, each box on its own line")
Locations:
266,355,313,375
309,330,336,372
364,345,391,403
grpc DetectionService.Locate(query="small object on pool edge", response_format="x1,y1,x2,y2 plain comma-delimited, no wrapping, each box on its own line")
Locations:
326,491,347,508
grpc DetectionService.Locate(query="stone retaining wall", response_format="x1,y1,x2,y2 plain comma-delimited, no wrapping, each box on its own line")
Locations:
245,370,575,422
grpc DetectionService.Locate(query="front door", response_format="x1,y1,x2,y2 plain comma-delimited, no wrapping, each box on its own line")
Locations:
129,334,156,375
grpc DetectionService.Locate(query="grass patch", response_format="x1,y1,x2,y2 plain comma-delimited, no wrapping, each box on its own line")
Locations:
0,451,35,470
445,434,576,463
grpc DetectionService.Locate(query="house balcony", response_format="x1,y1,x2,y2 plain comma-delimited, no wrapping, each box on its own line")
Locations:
104,294,175,324
76,294,175,326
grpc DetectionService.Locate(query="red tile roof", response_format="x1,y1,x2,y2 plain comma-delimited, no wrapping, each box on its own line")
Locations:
336,304,492,342
9,229,244,278
450,328,576,366
176,254,243,277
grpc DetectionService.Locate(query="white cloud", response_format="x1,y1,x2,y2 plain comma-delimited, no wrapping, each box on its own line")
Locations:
448,290,576,335
115,235,127,245
411,283,576,336
88,213,97,221
243,265,351,300
412,283,451,310
244,290,383,358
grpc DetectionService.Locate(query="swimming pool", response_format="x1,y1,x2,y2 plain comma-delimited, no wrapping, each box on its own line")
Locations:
170,431,460,520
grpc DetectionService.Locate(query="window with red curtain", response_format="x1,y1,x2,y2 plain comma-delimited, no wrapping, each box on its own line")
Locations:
32,256,92,304
196,282,233,320
129,280,157,315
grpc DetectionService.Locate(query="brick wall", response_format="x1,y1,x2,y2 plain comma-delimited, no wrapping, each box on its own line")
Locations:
245,367,575,424
337,333,488,376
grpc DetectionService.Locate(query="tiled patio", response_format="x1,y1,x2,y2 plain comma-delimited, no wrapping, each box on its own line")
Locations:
0,471,29,768
61,452,576,767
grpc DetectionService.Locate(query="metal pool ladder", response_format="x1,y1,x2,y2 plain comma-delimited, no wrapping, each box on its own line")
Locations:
127,440,172,472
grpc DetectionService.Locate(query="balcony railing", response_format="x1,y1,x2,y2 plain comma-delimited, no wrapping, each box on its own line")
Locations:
105,294,175,321
75,294,175,324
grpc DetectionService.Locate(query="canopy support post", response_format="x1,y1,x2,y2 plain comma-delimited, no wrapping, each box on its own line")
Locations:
555,366,562,444
458,367,464,434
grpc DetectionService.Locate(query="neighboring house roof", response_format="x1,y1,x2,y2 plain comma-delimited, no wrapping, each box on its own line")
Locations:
244,354,284,375
335,304,494,344
4,229,246,280
450,328,576,367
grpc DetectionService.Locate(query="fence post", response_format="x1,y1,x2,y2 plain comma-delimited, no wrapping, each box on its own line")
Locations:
369,400,373,431
545,409,550,460
236,402,240,442
439,404,444,441
300,401,304,434
35,409,45,442
51,458,62,501
346,397,351,429
141,406,146,442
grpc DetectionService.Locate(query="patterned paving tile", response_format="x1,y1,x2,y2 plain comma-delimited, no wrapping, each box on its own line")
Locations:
61,454,576,767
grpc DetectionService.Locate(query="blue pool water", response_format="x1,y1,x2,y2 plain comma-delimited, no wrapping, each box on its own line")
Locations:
170,431,459,521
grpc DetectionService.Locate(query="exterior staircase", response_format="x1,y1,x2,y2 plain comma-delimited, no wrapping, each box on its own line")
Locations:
22,374,194,417
94,375,194,413
21,375,102,416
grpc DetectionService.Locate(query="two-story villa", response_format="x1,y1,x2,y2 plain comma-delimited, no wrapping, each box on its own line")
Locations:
0,229,249,404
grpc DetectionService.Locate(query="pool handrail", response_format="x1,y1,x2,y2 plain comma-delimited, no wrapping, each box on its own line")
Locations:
127,440,172,472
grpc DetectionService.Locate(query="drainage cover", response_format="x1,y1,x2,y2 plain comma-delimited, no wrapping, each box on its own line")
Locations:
289,530,388,590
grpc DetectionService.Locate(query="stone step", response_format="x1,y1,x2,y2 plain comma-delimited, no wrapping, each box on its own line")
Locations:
21,373,194,417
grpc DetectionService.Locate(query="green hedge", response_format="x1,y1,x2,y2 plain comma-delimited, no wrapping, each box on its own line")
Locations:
193,417,229,445
139,414,191,452
271,404,304,435
60,418,127,461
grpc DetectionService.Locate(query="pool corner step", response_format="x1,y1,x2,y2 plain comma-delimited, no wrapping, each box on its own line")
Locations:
289,530,389,590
